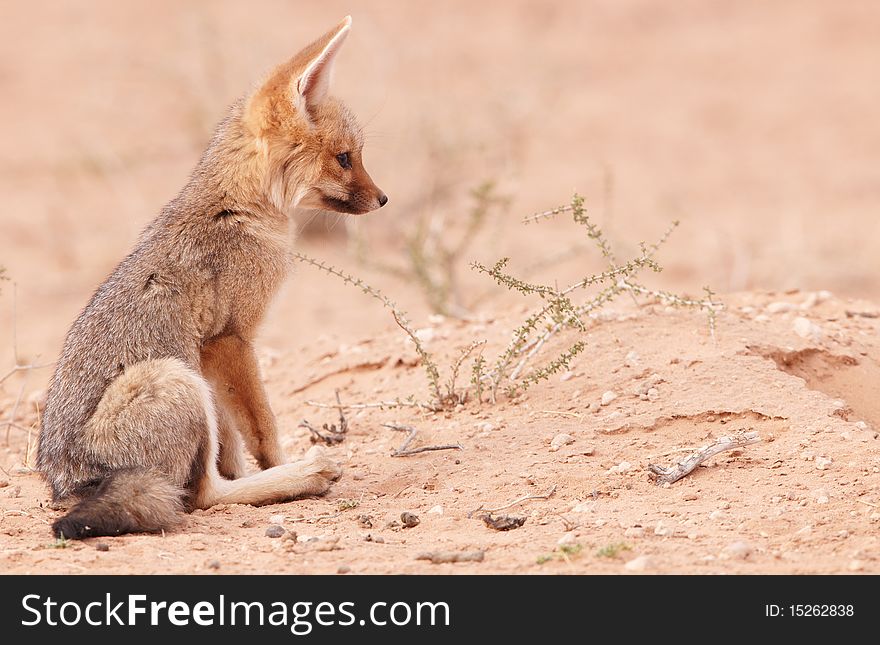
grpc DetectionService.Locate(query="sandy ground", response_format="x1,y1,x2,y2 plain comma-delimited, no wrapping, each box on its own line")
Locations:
1,1,879,573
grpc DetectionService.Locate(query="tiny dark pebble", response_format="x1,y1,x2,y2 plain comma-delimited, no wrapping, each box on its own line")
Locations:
207,560,221,570
95,543,110,552
265,525,285,538
337,566,351,574
454,460,461,465
400,512,420,528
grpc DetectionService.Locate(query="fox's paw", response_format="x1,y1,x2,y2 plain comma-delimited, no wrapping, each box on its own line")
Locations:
301,445,343,481
275,447,342,498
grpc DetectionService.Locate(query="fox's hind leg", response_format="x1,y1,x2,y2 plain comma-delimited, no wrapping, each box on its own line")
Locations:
82,358,212,493
83,357,339,512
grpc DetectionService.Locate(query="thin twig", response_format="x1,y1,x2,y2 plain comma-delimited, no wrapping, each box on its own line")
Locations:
300,390,349,445
3,373,30,445
383,423,463,457
446,340,486,403
648,431,760,484
522,204,574,224
0,362,54,387
469,484,557,517
306,398,431,411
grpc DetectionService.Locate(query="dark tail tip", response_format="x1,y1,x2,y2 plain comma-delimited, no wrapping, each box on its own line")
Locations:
50,468,183,540
52,516,97,540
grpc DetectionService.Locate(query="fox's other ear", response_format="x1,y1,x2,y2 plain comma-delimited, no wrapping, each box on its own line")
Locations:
294,15,352,112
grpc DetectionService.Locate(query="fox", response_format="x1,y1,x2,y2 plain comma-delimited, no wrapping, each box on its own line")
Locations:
36,15,386,539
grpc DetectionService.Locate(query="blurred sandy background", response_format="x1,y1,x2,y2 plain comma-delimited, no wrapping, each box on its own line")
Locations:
1,0,878,368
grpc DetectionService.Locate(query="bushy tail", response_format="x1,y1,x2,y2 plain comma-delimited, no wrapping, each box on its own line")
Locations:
52,468,184,539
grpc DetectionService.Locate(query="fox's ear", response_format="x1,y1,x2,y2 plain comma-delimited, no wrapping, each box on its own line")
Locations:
294,16,352,112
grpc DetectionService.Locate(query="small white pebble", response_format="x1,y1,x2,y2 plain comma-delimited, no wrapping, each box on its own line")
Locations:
550,433,575,452
792,316,822,342
608,461,632,474
653,521,673,536
601,390,618,406
624,526,646,538
570,501,595,514
767,301,797,314
720,541,754,560
624,555,655,572
269,514,285,525
427,505,444,515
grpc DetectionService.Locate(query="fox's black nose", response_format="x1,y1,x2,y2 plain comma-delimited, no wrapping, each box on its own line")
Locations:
378,193,388,207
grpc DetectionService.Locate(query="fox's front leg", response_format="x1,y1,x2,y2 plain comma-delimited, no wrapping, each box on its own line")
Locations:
201,335,285,470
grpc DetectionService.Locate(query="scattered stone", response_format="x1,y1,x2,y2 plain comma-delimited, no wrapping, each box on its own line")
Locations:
624,555,654,572
767,301,797,314
5,486,20,498
427,505,444,515
815,456,833,471
0,480,8,488
337,566,351,574
416,550,484,564
95,543,109,552
645,387,659,402
708,510,726,520
207,560,221,570
570,501,596,514
400,512,420,528
269,514,285,525
600,391,618,406
654,521,674,537
795,525,813,539
792,316,822,342
550,433,575,452
265,525,285,538
624,351,640,367
624,527,646,538
682,493,698,501
721,541,754,560
848,560,864,572
608,461,632,475
557,532,577,546
413,328,436,343
559,371,576,382
240,519,256,528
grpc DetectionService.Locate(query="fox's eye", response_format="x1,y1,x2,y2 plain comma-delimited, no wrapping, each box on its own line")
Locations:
336,152,351,170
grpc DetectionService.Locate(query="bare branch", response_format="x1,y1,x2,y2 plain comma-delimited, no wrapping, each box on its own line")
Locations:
648,431,760,484
382,423,463,457
469,484,557,517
